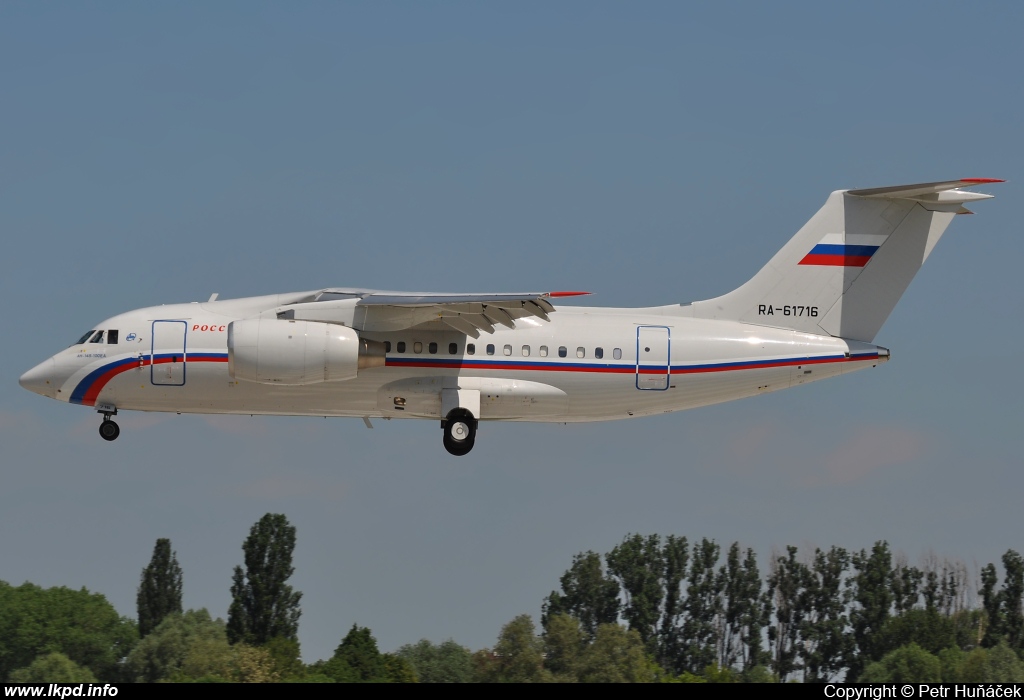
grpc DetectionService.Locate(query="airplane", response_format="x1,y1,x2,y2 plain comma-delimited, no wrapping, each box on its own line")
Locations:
20,178,1001,455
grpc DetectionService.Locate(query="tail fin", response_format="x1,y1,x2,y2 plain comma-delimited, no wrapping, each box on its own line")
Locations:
689,178,1002,342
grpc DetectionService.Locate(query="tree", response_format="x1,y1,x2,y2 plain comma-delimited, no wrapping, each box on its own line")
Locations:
542,614,586,680
230,644,281,683
999,550,1024,648
800,546,852,682
657,535,690,672
174,628,235,682
891,558,923,616
322,624,386,682
227,513,302,645
264,637,305,681
680,537,722,673
768,545,809,681
317,624,415,683
874,609,956,660
719,543,756,671
605,534,666,648
137,538,183,638
847,541,895,677
395,639,474,683
577,623,659,683
542,551,620,640
981,562,1002,646
858,643,942,683
9,653,97,683
121,609,227,683
123,609,284,683
0,581,137,682
477,615,545,683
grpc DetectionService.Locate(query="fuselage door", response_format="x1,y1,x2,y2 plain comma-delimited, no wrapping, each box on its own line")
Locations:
636,325,670,390
151,320,187,386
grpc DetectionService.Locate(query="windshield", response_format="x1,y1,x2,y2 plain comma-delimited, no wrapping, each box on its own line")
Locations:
75,330,96,345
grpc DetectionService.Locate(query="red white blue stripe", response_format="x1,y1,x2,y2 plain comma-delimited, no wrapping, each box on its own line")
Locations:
68,351,881,406
69,353,228,406
799,232,888,267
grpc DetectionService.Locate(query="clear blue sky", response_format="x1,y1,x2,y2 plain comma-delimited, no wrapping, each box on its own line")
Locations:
2,2,1021,661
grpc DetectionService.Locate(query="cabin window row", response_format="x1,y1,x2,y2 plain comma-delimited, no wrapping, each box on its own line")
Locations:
383,341,622,361
384,341,457,355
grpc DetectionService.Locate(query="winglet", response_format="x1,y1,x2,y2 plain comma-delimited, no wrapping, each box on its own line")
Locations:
546,291,592,298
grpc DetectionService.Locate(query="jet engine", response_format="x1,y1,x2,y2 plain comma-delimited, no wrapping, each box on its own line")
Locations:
227,319,385,385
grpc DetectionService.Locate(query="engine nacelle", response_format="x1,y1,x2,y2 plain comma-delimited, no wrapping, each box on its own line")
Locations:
227,319,385,385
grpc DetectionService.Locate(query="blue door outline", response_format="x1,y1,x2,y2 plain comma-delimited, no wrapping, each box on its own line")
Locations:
636,325,670,391
151,320,187,386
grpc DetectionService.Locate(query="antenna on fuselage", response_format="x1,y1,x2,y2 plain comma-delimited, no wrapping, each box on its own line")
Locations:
207,293,219,302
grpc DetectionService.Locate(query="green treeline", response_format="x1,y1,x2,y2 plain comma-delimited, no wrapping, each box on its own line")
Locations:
3,521,1023,682
535,537,1024,683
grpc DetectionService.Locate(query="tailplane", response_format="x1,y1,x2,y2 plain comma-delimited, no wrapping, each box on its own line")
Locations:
688,178,1002,342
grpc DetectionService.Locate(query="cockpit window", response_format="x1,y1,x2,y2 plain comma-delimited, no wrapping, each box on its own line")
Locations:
89,331,105,344
107,330,119,345
76,330,96,345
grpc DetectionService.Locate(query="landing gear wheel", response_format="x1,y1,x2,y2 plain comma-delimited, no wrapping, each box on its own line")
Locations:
442,409,477,456
99,420,120,442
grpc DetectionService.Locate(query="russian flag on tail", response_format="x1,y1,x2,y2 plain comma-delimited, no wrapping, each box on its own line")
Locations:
799,233,888,267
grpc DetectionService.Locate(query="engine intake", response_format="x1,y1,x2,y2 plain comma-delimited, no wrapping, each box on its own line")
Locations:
227,319,385,385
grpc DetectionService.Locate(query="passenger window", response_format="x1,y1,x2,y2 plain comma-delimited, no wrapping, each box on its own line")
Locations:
577,347,585,358
503,344,512,356
90,331,105,344
397,342,406,353
539,346,548,357
107,330,119,345
385,341,392,353
613,348,622,360
449,342,457,355
486,344,495,356
595,347,603,359
522,345,530,357
428,342,438,354
467,344,476,355
558,346,567,358
414,342,423,354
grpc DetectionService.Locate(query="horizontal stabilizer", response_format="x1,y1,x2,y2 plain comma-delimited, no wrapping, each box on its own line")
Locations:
849,178,1003,201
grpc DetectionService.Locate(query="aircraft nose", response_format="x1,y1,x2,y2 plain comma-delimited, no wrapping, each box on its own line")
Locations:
19,358,56,398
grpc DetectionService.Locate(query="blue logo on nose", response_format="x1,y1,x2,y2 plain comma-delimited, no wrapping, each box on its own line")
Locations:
126,333,137,341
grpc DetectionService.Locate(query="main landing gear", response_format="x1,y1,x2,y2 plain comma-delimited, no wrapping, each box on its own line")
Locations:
98,409,120,442
442,408,477,456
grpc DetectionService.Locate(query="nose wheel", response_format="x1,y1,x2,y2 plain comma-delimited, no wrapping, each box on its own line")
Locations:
98,412,120,442
442,409,477,456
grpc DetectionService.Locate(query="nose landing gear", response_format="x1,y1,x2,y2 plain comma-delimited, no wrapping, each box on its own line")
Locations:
98,408,120,442
442,408,477,456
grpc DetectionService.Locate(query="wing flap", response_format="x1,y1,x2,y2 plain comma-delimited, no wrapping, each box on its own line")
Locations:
441,316,482,338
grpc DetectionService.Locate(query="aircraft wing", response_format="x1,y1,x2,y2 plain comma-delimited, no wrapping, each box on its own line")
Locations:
281,288,590,337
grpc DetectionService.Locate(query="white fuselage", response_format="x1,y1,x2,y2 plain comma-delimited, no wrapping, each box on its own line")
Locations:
28,294,888,424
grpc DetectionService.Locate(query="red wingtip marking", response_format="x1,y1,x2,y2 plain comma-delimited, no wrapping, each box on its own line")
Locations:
960,178,1005,183
547,291,592,297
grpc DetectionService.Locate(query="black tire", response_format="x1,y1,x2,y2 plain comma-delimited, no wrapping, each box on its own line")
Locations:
442,409,476,456
443,432,475,456
99,420,120,442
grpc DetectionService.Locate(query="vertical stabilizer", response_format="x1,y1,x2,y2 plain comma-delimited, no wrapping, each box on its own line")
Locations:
687,179,1000,342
